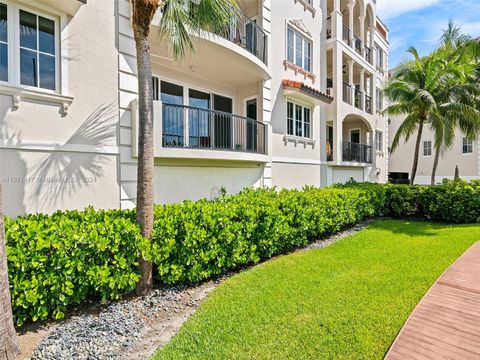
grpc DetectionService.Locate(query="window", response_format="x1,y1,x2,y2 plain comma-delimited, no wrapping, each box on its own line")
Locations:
462,137,473,154
375,44,384,69
0,3,59,91
376,130,383,151
376,88,383,111
287,101,311,138
287,28,312,72
423,141,432,156
0,4,7,82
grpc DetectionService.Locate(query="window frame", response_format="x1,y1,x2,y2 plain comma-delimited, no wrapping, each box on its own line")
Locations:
0,1,62,94
286,99,312,139
376,87,383,111
375,130,383,152
287,27,312,72
423,140,432,157
375,43,383,69
462,137,473,154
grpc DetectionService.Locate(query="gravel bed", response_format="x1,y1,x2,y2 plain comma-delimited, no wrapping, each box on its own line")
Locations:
28,220,371,359
30,287,203,360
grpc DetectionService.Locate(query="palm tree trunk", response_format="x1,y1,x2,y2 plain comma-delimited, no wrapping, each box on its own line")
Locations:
131,0,160,296
0,185,20,360
431,147,440,186
410,119,424,185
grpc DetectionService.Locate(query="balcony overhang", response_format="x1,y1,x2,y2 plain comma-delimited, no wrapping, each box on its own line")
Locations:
39,0,85,16
282,80,333,105
149,33,271,88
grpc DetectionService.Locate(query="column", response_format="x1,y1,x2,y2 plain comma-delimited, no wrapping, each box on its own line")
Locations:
359,68,365,111
370,26,375,67
359,14,365,55
348,0,355,46
348,59,354,105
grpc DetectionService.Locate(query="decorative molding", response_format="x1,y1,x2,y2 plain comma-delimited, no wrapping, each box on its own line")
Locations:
0,84,74,116
283,134,316,148
283,60,316,82
293,0,316,17
289,19,312,38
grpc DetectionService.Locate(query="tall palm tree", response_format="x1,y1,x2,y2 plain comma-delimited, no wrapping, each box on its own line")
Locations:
0,185,20,360
130,0,236,295
384,47,446,185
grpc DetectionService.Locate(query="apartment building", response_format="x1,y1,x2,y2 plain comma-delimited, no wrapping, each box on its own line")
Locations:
388,117,480,184
0,0,389,217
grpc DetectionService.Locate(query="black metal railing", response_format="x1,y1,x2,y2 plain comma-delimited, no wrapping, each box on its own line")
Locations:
364,45,372,64
353,34,362,54
343,82,352,104
365,94,373,114
326,17,332,39
354,88,363,110
162,103,266,155
342,24,350,44
215,10,268,64
342,142,372,163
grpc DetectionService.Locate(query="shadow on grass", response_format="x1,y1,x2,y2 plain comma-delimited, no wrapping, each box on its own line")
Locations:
369,219,480,238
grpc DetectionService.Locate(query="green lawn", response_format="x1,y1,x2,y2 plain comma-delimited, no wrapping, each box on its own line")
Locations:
153,220,480,360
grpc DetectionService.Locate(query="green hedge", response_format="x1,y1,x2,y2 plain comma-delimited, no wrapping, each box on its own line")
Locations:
6,208,148,326
5,180,479,326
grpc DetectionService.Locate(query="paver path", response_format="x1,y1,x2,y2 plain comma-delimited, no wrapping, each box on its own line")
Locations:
385,241,480,360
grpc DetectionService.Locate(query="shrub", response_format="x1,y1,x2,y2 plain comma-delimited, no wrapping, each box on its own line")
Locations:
5,180,479,326
6,208,148,326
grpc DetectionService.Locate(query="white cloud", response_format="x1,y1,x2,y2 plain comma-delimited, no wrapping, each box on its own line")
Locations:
376,0,440,20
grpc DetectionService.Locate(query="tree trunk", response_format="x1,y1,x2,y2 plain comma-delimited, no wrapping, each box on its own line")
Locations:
431,147,440,186
410,119,424,185
131,0,160,296
0,185,20,360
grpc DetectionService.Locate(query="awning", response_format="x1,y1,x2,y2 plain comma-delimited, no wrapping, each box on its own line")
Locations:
282,80,333,104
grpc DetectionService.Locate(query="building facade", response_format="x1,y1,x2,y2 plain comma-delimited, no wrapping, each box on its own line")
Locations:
0,0,389,217
388,116,480,184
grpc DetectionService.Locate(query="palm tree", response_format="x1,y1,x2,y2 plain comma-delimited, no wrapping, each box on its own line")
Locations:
130,0,236,295
429,24,480,185
0,185,20,360
384,47,445,185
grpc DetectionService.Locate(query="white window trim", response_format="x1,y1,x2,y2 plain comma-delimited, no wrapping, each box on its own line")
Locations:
286,26,312,72
375,130,383,152
462,137,474,155
423,140,432,157
349,128,361,143
0,0,70,114
286,99,313,140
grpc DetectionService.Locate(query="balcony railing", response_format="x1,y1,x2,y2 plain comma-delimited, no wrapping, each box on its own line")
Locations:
365,94,373,114
326,17,332,39
342,142,373,163
364,45,372,64
162,103,267,155
342,24,350,44
353,35,362,55
354,88,363,110
215,11,268,64
343,82,352,105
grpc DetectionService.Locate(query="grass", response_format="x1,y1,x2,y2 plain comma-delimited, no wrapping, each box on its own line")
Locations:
153,220,480,360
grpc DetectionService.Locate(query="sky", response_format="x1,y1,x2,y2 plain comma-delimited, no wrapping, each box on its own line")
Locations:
376,0,480,68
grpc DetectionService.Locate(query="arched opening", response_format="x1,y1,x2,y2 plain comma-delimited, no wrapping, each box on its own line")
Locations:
342,114,373,163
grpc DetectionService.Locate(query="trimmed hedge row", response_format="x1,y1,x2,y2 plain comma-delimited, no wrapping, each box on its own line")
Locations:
5,180,480,325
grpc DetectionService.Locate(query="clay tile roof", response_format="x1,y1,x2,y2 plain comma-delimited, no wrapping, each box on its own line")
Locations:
282,79,333,104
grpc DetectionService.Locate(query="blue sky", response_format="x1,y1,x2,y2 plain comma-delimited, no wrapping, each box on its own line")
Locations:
376,0,480,68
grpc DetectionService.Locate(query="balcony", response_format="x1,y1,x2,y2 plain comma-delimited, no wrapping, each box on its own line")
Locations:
343,82,353,105
364,45,372,64
342,142,373,163
214,10,268,65
162,104,267,155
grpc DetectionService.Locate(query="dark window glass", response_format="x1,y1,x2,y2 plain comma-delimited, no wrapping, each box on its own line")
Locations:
287,29,294,63
160,81,183,105
0,42,7,82
0,4,7,43
304,108,311,138
20,10,37,50
39,17,55,55
295,104,302,137
189,89,210,143
287,102,294,135
20,48,37,86
39,53,55,90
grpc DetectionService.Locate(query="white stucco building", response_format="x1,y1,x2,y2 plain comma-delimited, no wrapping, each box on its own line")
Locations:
0,0,389,217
